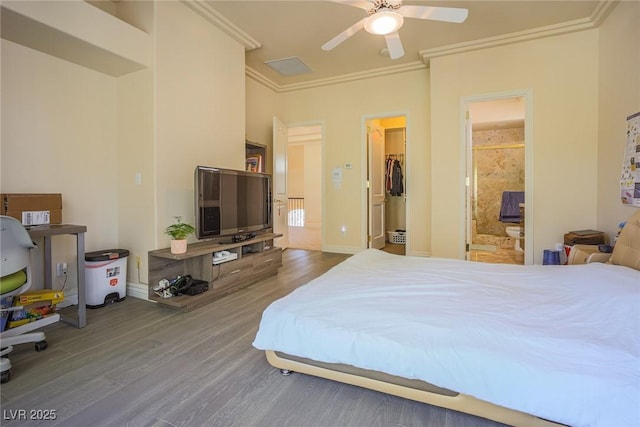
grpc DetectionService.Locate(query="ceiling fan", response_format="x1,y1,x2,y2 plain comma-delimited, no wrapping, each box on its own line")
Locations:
322,0,469,59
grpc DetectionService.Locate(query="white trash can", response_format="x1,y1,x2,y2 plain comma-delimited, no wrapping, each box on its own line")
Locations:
85,249,129,309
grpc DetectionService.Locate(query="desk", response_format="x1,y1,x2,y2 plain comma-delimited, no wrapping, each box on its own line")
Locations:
27,224,87,328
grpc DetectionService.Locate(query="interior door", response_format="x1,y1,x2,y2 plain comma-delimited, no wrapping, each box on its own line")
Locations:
368,124,386,249
272,116,289,249
464,107,473,260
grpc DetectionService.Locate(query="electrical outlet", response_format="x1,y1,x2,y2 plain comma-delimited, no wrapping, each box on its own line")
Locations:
56,262,68,276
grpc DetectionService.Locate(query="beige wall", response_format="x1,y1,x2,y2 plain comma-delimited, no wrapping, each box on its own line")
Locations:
155,2,246,249
288,145,305,197
276,69,430,255
431,30,599,263
2,0,637,302
1,39,120,294
286,141,322,228
304,141,322,228
597,0,640,232
245,78,282,175
1,1,247,293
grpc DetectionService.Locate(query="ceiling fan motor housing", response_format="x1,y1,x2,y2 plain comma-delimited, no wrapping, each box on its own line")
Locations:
367,0,402,15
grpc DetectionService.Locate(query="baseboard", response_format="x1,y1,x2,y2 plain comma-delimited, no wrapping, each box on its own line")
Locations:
321,244,361,254
126,281,149,301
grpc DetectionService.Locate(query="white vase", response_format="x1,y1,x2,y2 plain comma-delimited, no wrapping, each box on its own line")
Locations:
170,239,187,254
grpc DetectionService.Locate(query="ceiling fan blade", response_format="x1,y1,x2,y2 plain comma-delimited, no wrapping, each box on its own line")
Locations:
326,0,372,10
322,18,367,51
398,5,469,23
384,32,404,59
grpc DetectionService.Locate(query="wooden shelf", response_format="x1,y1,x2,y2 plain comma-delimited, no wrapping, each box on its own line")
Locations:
148,233,282,311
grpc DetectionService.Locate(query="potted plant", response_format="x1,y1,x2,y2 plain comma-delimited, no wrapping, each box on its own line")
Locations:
165,216,195,254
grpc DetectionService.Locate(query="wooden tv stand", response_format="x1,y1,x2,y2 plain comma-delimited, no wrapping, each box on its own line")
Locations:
147,233,282,311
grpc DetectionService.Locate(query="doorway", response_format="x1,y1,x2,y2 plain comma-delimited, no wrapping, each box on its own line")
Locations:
462,91,533,265
365,115,407,255
285,124,323,251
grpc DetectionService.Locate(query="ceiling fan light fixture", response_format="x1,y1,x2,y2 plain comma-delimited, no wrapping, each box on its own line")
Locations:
364,10,404,35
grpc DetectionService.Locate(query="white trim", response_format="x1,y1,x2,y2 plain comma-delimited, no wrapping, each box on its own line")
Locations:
127,281,150,301
245,1,617,93
321,245,361,255
181,0,261,50
284,120,326,252
361,111,410,254
419,4,617,66
247,62,426,93
460,89,534,265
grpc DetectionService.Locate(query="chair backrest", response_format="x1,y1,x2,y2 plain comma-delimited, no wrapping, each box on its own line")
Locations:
0,215,35,296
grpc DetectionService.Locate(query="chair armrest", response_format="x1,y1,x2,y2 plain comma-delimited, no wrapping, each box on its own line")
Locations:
586,252,611,263
568,244,611,265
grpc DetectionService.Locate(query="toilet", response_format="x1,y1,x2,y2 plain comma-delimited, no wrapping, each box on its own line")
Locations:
506,226,523,251
499,191,525,252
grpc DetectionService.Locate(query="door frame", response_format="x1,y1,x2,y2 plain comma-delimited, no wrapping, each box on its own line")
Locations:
460,89,534,264
361,111,410,252
274,119,326,250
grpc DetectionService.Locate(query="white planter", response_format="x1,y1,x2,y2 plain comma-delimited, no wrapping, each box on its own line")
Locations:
170,239,187,254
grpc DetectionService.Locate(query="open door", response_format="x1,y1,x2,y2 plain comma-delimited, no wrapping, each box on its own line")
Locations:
462,91,532,265
464,106,473,260
368,123,386,249
273,116,289,249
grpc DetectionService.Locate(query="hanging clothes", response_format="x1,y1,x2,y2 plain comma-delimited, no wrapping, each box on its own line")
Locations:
391,159,404,196
385,157,394,192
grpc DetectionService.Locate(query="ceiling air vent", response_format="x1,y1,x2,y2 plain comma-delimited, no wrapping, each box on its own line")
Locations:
264,56,312,76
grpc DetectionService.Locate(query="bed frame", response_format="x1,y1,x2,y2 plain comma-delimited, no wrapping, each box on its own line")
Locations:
265,350,564,427
263,210,640,427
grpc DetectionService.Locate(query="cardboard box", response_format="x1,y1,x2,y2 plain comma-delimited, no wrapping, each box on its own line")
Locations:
1,193,62,225
17,289,65,305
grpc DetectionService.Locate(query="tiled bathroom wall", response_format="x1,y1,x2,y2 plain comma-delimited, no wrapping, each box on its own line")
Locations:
472,126,525,237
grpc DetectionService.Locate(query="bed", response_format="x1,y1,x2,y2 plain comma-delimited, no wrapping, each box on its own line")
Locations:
253,210,640,427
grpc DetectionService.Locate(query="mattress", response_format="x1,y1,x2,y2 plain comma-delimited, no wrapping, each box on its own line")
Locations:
253,249,640,427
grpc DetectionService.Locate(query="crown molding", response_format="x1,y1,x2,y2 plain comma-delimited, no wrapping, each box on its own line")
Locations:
245,0,618,92
181,0,261,50
246,66,280,92
247,61,427,93
590,0,619,26
419,0,618,67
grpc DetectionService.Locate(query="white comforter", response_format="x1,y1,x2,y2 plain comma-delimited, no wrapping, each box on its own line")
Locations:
253,249,640,427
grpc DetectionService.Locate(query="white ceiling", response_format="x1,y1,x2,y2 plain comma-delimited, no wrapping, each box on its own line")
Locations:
207,0,611,90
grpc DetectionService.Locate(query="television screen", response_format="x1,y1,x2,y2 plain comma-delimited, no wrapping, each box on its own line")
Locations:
195,166,272,239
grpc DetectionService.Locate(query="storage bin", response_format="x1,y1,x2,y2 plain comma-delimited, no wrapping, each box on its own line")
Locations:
387,231,406,245
85,249,129,309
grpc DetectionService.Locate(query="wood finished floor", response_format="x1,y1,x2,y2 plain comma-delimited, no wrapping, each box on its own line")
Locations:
1,249,508,427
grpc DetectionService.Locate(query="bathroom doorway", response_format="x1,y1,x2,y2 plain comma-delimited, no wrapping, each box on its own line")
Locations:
462,91,533,265
365,115,407,256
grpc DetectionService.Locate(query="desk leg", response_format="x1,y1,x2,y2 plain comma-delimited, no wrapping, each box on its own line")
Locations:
76,232,86,328
43,236,53,288
57,232,87,329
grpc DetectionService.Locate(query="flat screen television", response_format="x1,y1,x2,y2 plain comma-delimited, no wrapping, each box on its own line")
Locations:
194,166,272,240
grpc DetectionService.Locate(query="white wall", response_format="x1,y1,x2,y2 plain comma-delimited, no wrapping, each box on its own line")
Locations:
430,30,600,263
597,1,640,232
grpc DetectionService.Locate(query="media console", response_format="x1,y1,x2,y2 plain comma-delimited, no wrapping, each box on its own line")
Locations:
147,232,282,311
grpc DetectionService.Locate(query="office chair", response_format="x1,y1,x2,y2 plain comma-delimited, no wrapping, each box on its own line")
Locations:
0,215,59,383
